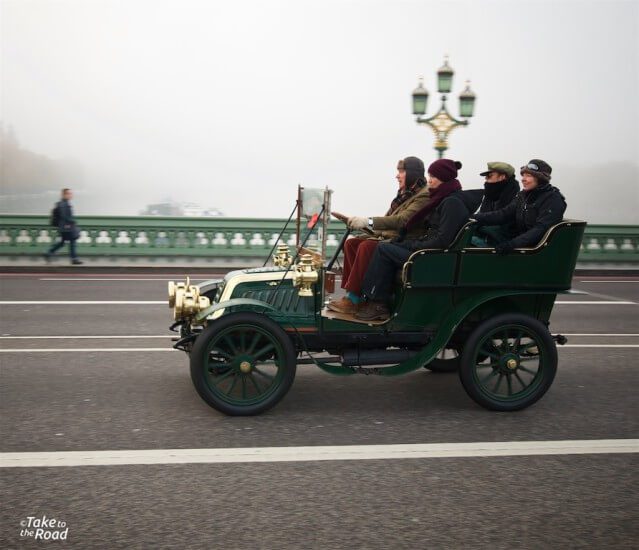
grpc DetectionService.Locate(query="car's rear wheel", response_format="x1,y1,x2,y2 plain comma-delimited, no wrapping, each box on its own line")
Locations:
459,314,557,411
190,312,297,416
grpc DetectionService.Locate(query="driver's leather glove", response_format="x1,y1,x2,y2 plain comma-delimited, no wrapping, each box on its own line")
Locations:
348,216,368,230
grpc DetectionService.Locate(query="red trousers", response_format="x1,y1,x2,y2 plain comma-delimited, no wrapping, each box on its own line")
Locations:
341,237,379,294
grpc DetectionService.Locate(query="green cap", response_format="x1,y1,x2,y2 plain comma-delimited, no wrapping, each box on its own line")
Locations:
479,162,515,177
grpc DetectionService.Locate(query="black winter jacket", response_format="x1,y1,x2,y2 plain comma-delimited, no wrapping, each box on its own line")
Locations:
473,184,566,248
56,199,76,231
401,191,476,252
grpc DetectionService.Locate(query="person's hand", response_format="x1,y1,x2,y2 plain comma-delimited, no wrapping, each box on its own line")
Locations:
494,241,514,255
331,211,349,223
348,216,367,230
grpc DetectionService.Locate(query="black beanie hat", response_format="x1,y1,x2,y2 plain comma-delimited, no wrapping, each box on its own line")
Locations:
398,156,425,187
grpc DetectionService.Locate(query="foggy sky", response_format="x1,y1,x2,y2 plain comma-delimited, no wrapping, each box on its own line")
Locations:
1,0,638,223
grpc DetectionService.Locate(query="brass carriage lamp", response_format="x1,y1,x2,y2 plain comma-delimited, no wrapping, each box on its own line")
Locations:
437,57,454,93
412,78,429,115
459,81,476,118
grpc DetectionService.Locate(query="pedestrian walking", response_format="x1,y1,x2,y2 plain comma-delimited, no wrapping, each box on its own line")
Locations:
45,188,83,265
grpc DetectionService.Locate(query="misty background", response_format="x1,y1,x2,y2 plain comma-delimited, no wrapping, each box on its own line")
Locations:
1,0,638,223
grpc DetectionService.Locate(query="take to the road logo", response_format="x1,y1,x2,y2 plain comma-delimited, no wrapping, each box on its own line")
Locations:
19,515,69,541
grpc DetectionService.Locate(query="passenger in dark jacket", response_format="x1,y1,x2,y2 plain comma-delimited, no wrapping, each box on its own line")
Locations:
473,159,566,254
463,161,520,246
356,159,473,321
45,188,83,264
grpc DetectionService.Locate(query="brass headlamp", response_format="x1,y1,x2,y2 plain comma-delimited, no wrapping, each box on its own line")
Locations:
168,276,211,321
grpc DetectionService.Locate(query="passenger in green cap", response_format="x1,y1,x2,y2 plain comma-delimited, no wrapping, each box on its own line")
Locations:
478,162,519,213
467,161,520,246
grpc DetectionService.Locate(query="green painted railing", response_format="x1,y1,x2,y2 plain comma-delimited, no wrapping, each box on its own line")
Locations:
0,215,637,264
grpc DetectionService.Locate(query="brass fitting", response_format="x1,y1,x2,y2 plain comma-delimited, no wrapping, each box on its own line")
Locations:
273,244,292,267
168,277,211,320
292,254,318,297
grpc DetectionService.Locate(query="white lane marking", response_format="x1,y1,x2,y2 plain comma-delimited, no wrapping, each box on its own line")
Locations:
1,440,637,468
2,346,639,354
0,335,172,339
579,281,639,283
1,334,638,340
0,348,176,352
1,300,635,306
562,345,639,348
562,333,639,336
0,301,165,305
39,278,215,281
555,301,636,305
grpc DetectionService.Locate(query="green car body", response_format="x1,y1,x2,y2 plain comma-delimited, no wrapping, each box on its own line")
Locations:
171,217,586,416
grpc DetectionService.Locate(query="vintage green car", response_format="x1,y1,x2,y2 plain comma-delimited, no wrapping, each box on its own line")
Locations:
168,186,586,416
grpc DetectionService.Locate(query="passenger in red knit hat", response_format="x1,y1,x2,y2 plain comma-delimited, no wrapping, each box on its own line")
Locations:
427,159,462,183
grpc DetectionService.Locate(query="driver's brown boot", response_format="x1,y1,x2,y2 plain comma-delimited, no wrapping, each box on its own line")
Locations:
355,300,390,321
327,296,357,315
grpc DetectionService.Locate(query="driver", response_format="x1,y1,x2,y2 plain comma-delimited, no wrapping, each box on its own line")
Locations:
328,156,431,315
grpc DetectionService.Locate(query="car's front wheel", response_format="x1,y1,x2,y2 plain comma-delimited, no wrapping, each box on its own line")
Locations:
190,312,297,416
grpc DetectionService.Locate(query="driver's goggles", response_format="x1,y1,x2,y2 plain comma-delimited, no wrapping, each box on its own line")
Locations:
524,162,539,170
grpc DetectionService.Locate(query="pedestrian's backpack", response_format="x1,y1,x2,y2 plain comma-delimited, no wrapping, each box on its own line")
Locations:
50,203,61,227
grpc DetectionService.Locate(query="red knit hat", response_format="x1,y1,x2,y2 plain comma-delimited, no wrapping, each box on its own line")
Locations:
428,159,462,182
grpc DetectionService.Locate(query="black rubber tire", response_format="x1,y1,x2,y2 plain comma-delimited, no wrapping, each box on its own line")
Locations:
459,313,557,412
190,312,297,416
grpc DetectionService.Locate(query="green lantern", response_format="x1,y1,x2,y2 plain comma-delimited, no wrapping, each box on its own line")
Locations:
412,78,429,115
437,57,454,93
459,81,476,117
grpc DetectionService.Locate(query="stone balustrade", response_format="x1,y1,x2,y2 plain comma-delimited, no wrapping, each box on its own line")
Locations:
0,215,637,265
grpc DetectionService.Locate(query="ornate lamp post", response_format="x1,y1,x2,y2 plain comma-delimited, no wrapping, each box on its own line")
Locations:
412,56,476,159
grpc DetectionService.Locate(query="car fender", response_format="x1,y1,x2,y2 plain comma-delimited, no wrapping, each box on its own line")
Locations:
379,289,557,376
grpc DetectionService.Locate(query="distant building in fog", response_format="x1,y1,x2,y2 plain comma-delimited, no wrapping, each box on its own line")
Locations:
140,201,224,217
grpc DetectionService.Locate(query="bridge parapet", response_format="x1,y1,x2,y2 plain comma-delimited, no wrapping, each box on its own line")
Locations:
0,215,637,266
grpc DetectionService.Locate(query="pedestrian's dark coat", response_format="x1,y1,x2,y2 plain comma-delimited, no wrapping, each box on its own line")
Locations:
474,183,567,248
55,199,78,238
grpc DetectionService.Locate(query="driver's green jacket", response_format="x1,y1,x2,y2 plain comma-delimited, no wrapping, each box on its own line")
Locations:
371,188,432,239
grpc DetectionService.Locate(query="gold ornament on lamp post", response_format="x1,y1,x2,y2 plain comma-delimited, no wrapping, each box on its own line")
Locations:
412,56,476,159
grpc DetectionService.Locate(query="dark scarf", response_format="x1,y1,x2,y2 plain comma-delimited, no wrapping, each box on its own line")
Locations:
404,179,462,231
386,177,426,215
484,176,518,201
